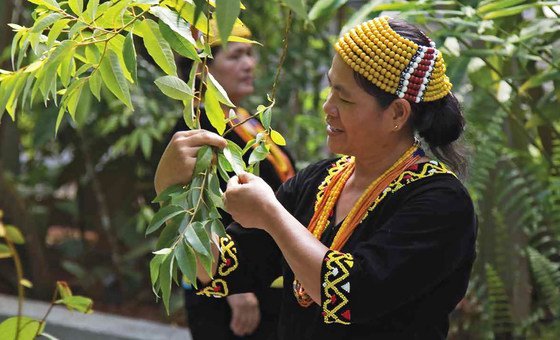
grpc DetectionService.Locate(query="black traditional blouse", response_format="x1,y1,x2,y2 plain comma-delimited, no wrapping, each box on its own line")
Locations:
196,158,477,339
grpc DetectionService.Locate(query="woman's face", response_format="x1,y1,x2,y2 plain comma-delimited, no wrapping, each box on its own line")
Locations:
208,42,256,105
323,55,396,158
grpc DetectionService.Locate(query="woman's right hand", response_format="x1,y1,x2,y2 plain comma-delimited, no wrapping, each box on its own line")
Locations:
154,129,227,195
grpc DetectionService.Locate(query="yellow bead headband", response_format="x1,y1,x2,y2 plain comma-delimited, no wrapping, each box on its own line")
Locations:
335,16,452,103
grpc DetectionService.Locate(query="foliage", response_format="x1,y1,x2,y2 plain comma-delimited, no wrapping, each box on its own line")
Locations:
0,210,93,340
0,0,300,314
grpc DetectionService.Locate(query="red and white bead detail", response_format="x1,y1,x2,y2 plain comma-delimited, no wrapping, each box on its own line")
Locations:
396,41,438,103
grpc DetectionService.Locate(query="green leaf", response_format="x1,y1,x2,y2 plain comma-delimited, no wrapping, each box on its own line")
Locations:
156,214,183,249
0,316,44,339
175,241,198,288
482,4,545,20
140,132,152,159
154,75,194,100
5,225,25,244
194,145,213,174
249,143,269,165
150,253,166,287
340,0,384,34
283,0,308,19
151,6,201,61
207,72,235,107
520,71,560,93
210,219,227,238
223,141,245,174
27,0,61,11
123,31,138,83
260,107,272,130
83,0,99,23
184,221,211,256
152,184,184,204
0,244,11,259
0,74,16,121
32,13,64,33
159,254,173,314
99,48,133,109
68,0,84,14
270,129,286,146
58,49,76,87
309,0,348,21
107,34,134,82
146,205,185,235
182,62,199,129
88,70,102,100
477,0,526,13
57,296,93,313
47,19,70,47
138,19,177,76
5,72,28,120
97,0,133,29
204,84,226,135
159,20,201,61
216,0,241,48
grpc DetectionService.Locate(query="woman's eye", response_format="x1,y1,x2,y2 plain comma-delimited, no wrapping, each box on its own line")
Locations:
340,98,352,104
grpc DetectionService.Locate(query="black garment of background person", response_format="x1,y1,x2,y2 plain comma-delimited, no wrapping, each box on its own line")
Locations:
167,109,295,340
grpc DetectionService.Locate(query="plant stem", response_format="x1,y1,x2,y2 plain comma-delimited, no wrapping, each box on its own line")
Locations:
35,289,58,338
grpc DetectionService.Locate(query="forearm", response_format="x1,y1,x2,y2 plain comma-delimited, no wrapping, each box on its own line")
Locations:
265,202,328,304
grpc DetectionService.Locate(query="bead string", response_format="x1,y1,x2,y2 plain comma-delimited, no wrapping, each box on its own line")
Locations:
335,16,452,102
293,143,422,308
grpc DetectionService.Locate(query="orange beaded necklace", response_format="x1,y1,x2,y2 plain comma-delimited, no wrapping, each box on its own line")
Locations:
293,143,422,307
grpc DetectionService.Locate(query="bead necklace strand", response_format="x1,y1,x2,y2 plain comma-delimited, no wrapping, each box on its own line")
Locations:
294,143,421,308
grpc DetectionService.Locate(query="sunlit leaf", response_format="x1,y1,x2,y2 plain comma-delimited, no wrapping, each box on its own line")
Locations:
154,75,194,100
138,19,177,76
123,31,138,83
270,129,286,146
159,254,173,313
0,316,44,339
207,72,235,107
99,49,133,109
223,141,245,174
68,0,84,14
27,0,61,11
204,84,226,134
216,0,241,48
5,225,25,244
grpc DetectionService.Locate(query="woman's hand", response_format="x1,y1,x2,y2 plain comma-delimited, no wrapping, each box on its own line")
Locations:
154,129,227,195
227,293,261,336
224,172,281,230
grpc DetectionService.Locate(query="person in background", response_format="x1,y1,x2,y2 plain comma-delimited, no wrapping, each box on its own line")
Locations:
156,16,476,339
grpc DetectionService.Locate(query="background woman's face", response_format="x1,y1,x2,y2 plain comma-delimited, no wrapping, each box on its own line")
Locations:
208,42,256,105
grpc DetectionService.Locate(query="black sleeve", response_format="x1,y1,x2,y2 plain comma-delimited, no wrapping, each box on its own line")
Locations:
319,179,477,325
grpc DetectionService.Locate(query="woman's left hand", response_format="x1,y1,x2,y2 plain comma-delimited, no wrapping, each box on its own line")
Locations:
224,172,280,230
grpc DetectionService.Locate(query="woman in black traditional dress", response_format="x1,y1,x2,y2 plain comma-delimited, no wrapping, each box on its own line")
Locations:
155,16,476,339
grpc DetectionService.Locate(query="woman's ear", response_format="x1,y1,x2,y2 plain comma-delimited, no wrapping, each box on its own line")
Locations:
388,98,412,131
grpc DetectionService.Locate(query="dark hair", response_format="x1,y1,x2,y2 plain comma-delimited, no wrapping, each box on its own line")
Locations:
353,18,468,177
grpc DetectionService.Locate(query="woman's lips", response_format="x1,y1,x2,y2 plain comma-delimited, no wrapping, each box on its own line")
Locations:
327,124,344,134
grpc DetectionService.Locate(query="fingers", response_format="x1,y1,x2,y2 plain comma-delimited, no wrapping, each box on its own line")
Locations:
171,129,227,149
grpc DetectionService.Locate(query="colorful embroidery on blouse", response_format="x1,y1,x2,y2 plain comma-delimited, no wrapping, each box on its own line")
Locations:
322,250,354,325
195,234,238,298
361,160,454,222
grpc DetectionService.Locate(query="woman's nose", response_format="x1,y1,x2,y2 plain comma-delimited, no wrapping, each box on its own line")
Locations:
322,92,337,117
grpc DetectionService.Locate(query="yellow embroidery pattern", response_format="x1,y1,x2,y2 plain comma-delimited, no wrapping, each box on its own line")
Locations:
196,279,229,298
322,251,354,325
218,234,239,276
195,234,238,298
361,161,454,223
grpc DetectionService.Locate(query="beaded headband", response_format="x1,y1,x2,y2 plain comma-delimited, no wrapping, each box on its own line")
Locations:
335,16,452,103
